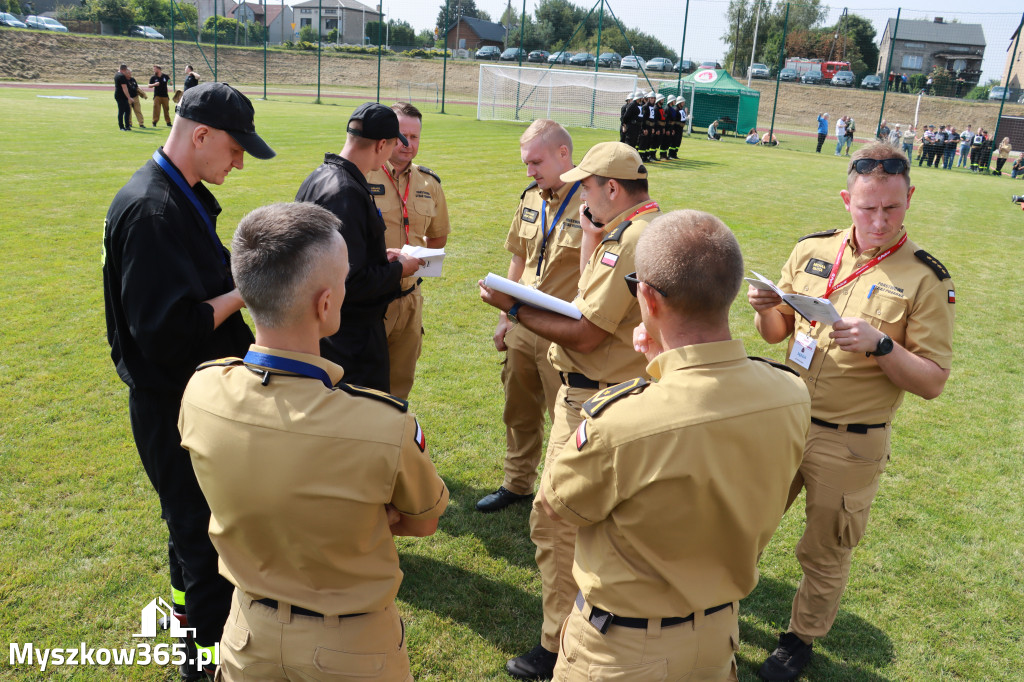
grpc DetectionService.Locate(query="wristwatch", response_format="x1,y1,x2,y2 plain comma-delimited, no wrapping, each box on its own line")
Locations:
507,302,523,325
867,334,894,358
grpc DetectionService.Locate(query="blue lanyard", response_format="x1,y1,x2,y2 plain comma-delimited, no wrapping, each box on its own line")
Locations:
152,150,226,264
244,351,333,389
536,181,581,277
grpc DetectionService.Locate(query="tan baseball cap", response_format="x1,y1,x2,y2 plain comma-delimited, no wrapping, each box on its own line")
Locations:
560,142,647,183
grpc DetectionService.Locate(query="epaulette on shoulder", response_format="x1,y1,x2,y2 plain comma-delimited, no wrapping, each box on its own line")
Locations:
798,229,839,242
196,358,244,371
417,165,441,183
600,220,633,244
914,249,950,280
749,356,799,377
336,382,409,412
520,180,539,199
582,377,648,417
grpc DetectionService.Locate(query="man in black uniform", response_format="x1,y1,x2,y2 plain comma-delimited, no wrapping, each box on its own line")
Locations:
184,64,200,91
295,102,422,392
103,82,275,680
623,90,643,151
114,64,133,131
146,65,172,127
619,93,631,144
640,91,657,162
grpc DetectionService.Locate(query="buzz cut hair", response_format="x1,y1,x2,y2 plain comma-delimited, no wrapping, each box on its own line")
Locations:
231,202,343,328
391,102,422,121
635,210,744,320
520,118,573,156
848,140,912,190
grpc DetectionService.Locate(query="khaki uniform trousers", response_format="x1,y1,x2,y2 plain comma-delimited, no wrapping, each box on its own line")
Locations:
153,96,171,125
384,287,422,400
130,98,145,126
217,589,413,682
786,422,891,642
554,600,739,681
531,383,599,652
500,324,561,495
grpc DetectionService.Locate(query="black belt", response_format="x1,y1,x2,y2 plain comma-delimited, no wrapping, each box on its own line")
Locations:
396,277,423,299
560,372,600,389
575,593,731,634
255,598,364,620
811,417,887,434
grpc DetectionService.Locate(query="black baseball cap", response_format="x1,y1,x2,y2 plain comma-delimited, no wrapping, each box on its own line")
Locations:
176,82,275,160
347,102,409,146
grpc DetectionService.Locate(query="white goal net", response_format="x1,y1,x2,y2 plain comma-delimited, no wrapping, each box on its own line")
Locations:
394,80,440,112
477,64,641,131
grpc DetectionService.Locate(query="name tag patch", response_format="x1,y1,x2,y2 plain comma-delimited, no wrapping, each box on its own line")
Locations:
804,258,833,278
521,208,539,223
600,251,619,267
368,183,385,196
415,190,432,199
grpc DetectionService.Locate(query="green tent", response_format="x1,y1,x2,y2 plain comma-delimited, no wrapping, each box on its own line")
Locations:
659,69,760,135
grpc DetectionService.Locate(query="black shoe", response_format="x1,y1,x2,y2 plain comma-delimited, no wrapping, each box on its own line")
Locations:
476,486,532,513
167,121,173,127
506,644,557,680
178,634,207,681
759,632,812,681
139,123,146,128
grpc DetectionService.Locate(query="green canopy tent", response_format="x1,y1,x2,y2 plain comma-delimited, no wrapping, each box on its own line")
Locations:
660,69,760,136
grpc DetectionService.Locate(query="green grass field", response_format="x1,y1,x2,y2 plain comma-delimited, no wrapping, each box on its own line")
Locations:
1,85,1022,681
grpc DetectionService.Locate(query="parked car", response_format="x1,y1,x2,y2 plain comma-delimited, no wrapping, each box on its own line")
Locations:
500,47,526,62
0,12,28,27
620,55,645,70
988,86,1019,101
1018,92,1024,104
598,52,621,68
547,51,573,65
831,70,854,87
569,52,596,67
475,45,501,60
699,61,722,70
25,15,68,31
779,67,800,82
646,57,674,72
675,59,696,74
129,25,164,39
801,70,823,85
861,74,882,90
527,50,549,63
748,62,770,79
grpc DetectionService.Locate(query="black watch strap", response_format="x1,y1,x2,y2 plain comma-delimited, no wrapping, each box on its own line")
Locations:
867,334,894,357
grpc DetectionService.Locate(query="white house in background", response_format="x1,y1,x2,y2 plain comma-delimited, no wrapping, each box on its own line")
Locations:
230,1,293,45
289,0,378,44
192,0,238,32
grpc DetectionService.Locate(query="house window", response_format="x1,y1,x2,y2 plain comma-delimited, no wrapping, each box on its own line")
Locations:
300,8,311,13
953,59,966,71
903,42,925,49
946,45,970,52
901,54,923,70
300,17,311,27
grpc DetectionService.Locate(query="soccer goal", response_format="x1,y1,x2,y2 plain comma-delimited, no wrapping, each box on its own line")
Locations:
395,80,440,112
477,63,640,131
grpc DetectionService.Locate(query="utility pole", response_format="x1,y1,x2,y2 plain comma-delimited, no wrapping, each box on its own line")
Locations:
747,0,761,87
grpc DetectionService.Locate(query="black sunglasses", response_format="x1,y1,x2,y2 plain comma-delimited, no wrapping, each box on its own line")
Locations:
851,158,909,175
624,272,668,298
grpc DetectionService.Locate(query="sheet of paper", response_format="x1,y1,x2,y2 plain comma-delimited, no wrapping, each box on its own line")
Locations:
745,271,840,325
401,244,446,277
482,273,583,320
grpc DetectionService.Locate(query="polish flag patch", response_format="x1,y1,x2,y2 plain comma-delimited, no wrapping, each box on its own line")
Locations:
948,290,955,304
413,419,426,452
575,420,589,449
600,251,619,267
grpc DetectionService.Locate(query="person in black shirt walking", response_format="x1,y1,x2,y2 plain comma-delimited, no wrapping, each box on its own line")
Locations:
114,64,133,131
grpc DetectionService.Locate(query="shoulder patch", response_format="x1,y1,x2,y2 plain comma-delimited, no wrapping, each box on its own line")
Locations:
748,356,800,377
368,183,386,196
582,377,648,417
798,229,839,242
914,249,950,280
196,358,243,371
336,382,409,412
417,165,441,183
600,220,633,244
520,180,539,199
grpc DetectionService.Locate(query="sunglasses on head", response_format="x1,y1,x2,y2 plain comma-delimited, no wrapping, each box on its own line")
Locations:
851,158,909,175
624,272,668,298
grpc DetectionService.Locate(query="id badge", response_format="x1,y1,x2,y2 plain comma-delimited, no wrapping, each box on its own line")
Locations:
789,331,816,370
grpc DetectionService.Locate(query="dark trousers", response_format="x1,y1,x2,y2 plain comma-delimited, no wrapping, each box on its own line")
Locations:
116,98,132,130
321,317,390,392
996,158,1008,174
625,124,641,149
816,133,827,152
128,389,233,649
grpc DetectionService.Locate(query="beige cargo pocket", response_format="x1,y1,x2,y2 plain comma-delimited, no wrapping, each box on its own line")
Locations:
838,480,880,548
589,659,668,681
222,618,250,652
312,647,387,677
556,222,583,250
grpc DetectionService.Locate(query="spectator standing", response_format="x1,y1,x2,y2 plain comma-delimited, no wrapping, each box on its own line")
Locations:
816,113,829,153
902,124,916,159
995,137,1012,175
114,64,133,132
876,119,890,142
943,127,958,169
834,116,847,155
147,65,172,127
183,64,200,91
842,116,855,156
126,68,146,129
958,126,973,168
888,124,901,147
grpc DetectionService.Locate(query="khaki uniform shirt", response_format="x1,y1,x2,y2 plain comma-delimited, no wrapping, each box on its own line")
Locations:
178,345,449,616
778,227,955,424
504,181,584,301
548,200,660,384
542,341,810,616
366,161,451,290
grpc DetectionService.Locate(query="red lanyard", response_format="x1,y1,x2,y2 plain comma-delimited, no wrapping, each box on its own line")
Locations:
813,230,907,325
381,165,411,244
626,201,660,221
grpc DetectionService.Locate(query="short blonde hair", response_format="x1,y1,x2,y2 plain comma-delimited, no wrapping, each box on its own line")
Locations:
520,119,573,155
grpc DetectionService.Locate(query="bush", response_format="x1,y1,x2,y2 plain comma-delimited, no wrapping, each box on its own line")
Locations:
964,86,989,100
298,25,317,43
400,48,446,59
908,73,926,93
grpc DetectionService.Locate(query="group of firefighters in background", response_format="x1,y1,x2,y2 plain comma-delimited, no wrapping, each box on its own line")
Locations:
619,90,688,163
